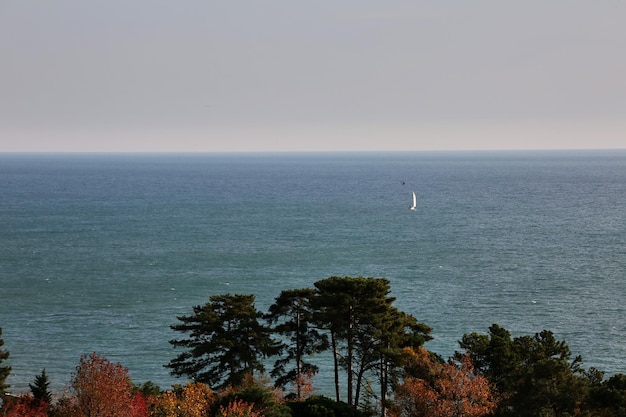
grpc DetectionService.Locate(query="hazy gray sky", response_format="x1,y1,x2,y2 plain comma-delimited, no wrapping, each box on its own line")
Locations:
1,1,625,152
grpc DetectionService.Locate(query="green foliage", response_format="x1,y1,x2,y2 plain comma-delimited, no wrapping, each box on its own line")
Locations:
29,368,52,404
585,373,626,417
313,276,431,408
459,323,518,394
135,380,161,397
165,277,431,416
6,278,626,417
267,288,329,398
212,377,291,417
458,324,610,417
166,294,280,390
286,395,371,417
0,327,10,396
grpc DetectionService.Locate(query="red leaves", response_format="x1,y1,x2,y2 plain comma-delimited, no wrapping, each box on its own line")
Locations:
394,347,498,417
2,394,49,417
130,392,148,417
70,352,147,417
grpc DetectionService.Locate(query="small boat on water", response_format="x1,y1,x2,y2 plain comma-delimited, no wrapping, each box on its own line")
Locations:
409,191,417,210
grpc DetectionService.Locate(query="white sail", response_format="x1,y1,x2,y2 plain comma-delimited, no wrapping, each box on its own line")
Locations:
409,191,417,210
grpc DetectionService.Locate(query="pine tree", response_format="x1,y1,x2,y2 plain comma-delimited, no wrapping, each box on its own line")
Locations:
266,288,329,399
29,368,52,404
312,276,431,409
166,294,280,390
0,327,11,396
459,325,594,416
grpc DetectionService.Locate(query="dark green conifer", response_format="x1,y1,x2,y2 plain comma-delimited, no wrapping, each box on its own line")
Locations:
459,324,595,417
29,368,52,404
166,294,280,390
587,373,626,416
313,276,431,409
267,288,329,399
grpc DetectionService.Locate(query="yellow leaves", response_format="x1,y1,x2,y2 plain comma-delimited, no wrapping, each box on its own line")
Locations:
147,382,214,417
180,382,215,417
147,390,178,417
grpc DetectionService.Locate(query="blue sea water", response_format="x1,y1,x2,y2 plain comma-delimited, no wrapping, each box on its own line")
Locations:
1,150,625,395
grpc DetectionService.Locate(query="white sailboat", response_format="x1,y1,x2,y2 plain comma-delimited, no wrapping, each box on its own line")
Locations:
409,191,417,210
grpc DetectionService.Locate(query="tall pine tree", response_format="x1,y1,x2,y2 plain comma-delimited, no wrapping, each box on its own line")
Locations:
166,294,280,389
266,288,329,399
313,276,431,409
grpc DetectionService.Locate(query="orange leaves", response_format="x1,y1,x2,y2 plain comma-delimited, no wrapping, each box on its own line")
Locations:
218,399,263,417
70,352,146,417
2,394,49,417
147,382,215,417
394,347,498,417
395,378,438,417
293,369,315,400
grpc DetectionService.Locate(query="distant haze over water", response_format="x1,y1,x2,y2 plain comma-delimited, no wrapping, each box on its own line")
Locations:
1,150,625,394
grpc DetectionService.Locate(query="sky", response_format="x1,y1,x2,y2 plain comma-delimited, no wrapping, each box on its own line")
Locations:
1,1,625,152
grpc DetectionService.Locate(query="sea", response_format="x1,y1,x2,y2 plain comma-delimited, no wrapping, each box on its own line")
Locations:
1,150,625,395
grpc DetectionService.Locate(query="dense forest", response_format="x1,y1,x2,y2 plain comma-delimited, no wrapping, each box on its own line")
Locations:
2,276,625,417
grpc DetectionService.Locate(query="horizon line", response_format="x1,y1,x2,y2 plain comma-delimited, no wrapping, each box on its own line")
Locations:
1,147,625,155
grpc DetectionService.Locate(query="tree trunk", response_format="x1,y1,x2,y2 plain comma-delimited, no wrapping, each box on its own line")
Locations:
347,305,354,406
354,362,366,408
380,354,388,417
296,307,302,400
331,331,341,402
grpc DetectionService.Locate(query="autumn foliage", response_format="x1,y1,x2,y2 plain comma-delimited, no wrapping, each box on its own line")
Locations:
45,352,148,417
291,370,315,401
147,382,215,417
3,280,626,417
2,394,49,417
393,347,497,417
218,399,262,417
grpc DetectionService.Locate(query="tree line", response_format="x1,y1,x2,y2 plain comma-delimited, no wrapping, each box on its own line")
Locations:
1,276,626,417
166,276,431,411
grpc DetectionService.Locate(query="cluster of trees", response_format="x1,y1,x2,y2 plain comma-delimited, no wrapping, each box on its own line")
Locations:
0,352,143,417
166,276,433,414
457,324,626,417
0,351,305,417
2,276,626,417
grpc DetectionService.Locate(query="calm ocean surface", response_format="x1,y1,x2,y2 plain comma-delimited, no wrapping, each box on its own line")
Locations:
1,150,625,394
